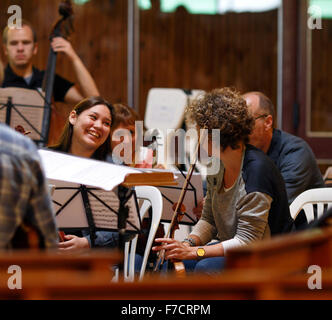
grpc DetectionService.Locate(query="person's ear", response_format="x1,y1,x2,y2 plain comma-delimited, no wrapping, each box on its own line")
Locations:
264,115,273,130
69,110,77,125
32,42,38,56
3,43,8,57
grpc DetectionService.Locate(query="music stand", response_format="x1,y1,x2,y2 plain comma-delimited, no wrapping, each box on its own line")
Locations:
157,169,204,225
49,179,142,249
39,149,177,247
0,87,51,145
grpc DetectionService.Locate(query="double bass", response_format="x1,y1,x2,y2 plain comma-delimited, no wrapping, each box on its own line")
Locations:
42,0,74,145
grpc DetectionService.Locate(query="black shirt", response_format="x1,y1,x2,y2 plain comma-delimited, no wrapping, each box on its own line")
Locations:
2,64,74,102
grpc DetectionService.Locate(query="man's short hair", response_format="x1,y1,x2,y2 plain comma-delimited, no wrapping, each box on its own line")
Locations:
2,19,37,44
257,92,275,121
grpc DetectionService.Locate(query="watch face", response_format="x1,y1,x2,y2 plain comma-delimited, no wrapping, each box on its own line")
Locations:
197,247,205,257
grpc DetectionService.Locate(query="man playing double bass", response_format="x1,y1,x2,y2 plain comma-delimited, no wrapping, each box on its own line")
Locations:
1,20,99,107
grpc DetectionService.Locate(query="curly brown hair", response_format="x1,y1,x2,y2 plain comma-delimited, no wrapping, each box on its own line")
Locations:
186,87,254,150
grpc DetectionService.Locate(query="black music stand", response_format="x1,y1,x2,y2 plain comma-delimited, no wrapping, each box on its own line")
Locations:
51,181,142,250
0,87,51,145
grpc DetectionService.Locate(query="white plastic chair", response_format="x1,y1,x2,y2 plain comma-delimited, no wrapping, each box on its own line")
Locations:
144,88,205,170
289,188,332,223
123,185,163,281
324,167,332,186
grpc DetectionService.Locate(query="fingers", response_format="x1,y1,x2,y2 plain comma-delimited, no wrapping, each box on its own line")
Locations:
154,238,177,244
51,37,75,57
58,235,77,249
152,238,177,251
152,239,183,254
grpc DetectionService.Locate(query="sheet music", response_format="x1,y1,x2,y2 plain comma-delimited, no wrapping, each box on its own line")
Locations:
158,171,204,224
50,180,88,228
0,87,45,141
39,149,140,191
88,189,140,231
49,179,140,232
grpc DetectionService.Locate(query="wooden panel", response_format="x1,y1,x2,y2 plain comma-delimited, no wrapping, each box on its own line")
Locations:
311,19,332,133
139,8,279,118
0,0,128,145
1,1,279,143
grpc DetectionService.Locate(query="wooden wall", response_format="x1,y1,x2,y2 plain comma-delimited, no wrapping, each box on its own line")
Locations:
311,19,332,133
139,5,278,118
1,0,278,135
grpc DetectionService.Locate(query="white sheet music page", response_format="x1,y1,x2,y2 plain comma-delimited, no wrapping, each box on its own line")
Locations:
38,149,139,191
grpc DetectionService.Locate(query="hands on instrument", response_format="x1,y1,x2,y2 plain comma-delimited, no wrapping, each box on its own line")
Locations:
15,125,31,136
58,234,90,252
193,198,205,219
51,36,78,62
152,238,196,261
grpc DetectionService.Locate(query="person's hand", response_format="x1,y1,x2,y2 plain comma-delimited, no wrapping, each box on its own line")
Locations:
58,234,90,252
153,164,166,169
193,198,205,219
152,238,196,260
51,37,77,61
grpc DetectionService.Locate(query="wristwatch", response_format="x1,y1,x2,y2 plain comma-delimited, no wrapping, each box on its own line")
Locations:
196,247,206,259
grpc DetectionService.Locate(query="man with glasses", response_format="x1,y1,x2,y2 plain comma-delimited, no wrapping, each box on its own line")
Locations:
242,92,324,227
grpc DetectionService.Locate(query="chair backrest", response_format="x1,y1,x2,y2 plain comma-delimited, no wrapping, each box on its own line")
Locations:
123,186,163,281
324,166,332,187
289,188,332,223
144,88,205,169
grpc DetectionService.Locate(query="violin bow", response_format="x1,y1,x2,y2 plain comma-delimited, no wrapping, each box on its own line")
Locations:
154,127,207,272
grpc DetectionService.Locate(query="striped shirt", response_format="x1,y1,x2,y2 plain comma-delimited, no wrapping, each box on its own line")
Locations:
0,124,58,248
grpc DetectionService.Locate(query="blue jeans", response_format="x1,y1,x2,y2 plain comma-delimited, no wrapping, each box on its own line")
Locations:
183,256,225,275
183,241,225,275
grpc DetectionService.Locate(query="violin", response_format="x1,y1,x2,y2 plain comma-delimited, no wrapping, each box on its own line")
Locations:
15,125,31,136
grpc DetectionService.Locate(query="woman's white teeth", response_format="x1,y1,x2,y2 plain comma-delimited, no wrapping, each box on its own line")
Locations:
88,131,100,138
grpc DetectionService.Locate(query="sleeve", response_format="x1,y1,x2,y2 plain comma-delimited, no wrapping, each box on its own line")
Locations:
278,141,323,204
53,74,74,102
190,175,218,244
82,230,119,248
28,154,58,248
222,192,271,254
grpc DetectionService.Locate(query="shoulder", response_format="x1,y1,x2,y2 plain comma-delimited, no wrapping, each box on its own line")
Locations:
0,124,39,159
242,144,284,197
243,144,277,174
277,130,313,155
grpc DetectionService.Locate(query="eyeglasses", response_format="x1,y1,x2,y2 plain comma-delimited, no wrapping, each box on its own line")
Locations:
254,114,268,121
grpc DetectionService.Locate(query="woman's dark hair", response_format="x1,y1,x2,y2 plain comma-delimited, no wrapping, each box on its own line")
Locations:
187,87,254,150
49,96,115,160
112,103,140,128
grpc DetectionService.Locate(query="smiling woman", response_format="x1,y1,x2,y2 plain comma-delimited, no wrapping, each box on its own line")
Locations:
50,96,114,160
48,96,118,252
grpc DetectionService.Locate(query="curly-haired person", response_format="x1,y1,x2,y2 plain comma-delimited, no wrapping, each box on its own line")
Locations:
153,88,294,274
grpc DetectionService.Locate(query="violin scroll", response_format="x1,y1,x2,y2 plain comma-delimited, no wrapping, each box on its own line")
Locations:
15,125,31,136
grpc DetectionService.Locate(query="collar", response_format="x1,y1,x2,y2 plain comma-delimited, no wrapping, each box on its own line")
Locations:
267,129,281,163
4,64,43,88
5,64,39,81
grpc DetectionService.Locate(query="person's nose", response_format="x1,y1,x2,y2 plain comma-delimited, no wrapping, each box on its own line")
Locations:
17,42,24,51
93,119,103,130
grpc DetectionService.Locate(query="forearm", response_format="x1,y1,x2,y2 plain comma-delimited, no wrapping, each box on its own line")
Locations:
190,219,216,245
182,241,225,259
71,54,99,97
